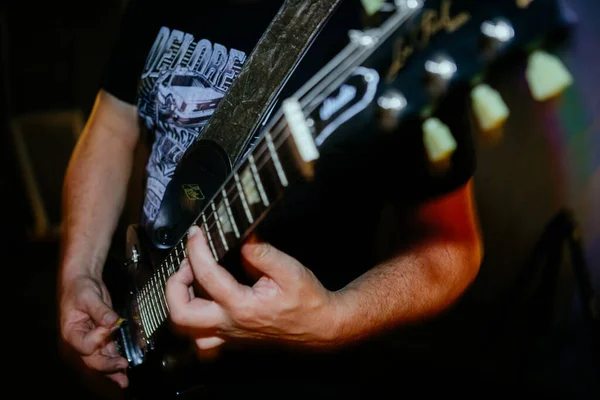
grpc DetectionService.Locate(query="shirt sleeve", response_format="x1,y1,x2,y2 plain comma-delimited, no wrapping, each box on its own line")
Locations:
98,0,160,105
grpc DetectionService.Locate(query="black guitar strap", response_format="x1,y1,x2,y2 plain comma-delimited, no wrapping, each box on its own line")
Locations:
149,0,345,248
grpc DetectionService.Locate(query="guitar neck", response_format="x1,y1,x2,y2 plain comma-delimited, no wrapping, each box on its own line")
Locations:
137,102,321,339
132,6,418,339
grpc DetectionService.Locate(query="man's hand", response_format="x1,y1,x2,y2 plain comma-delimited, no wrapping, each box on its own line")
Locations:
165,225,340,352
58,275,129,388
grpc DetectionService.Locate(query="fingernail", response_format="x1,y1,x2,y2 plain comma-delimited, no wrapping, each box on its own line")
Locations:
103,313,118,326
188,225,200,239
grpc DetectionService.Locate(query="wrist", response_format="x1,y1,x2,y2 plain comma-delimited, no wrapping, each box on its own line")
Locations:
59,252,105,284
319,289,358,349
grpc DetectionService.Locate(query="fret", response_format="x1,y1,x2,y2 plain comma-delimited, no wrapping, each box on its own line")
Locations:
156,271,169,314
153,275,167,319
162,262,170,283
248,155,270,207
211,201,230,252
142,295,153,337
138,290,148,334
172,247,180,270
150,280,165,322
169,253,176,273
277,133,305,184
239,162,268,220
141,290,152,335
233,172,255,227
156,268,170,314
176,241,186,264
212,193,233,235
164,259,173,275
222,188,241,239
141,295,152,337
169,251,178,271
205,210,227,260
149,284,162,330
266,132,289,187
137,293,150,336
158,265,166,286
201,213,220,261
239,166,262,206
254,137,288,203
146,286,158,333
174,239,187,270
143,287,156,334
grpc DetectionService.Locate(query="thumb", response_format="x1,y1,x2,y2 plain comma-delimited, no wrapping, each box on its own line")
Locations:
83,291,119,328
241,237,301,285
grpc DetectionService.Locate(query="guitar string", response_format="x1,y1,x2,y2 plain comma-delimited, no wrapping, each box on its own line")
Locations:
190,44,374,238
191,9,418,235
183,4,425,240
141,40,375,332
139,63,368,333
141,5,422,331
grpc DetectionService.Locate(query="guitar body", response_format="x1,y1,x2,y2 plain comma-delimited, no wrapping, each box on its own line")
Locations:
113,224,219,399
107,1,585,398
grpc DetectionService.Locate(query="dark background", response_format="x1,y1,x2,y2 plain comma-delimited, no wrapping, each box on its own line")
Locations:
1,0,598,398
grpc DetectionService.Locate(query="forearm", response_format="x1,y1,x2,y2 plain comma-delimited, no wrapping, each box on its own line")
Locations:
331,238,481,345
60,92,139,282
330,182,483,345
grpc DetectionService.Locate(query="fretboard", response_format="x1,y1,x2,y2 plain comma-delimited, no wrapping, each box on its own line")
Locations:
133,4,416,339
136,100,318,339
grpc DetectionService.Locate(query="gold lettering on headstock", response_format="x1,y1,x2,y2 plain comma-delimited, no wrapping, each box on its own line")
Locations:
517,0,534,8
386,0,470,82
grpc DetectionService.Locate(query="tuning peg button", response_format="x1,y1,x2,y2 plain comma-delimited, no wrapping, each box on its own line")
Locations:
424,55,457,98
526,50,573,101
481,18,515,56
361,0,385,16
471,84,510,132
377,89,407,131
423,118,457,173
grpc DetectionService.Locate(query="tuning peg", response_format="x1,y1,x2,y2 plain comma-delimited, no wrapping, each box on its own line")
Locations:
377,89,407,131
423,118,457,173
395,0,424,11
471,84,510,134
361,0,385,16
526,50,573,101
424,54,457,98
480,18,515,59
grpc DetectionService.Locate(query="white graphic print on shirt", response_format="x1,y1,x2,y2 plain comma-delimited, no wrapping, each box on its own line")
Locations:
137,27,246,224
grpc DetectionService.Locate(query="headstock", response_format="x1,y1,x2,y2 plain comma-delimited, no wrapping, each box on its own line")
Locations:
320,0,577,170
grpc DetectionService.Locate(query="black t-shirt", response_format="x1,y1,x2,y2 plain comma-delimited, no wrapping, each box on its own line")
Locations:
100,0,477,383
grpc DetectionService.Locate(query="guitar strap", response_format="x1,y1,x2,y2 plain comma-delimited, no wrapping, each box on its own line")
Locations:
149,0,345,248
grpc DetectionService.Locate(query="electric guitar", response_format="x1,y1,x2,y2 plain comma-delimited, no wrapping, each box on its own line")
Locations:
111,0,577,397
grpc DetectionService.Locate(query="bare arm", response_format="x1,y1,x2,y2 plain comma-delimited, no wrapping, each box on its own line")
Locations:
165,179,483,353
60,90,140,282
331,180,483,344
58,90,140,389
